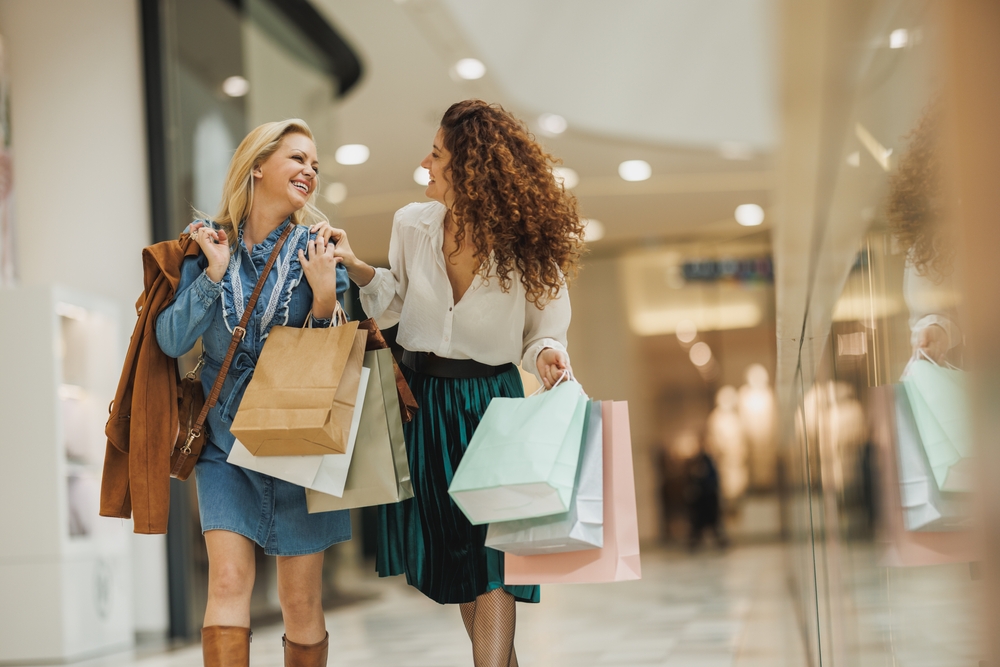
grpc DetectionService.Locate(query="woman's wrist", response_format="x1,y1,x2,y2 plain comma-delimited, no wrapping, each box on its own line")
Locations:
346,261,377,287
311,296,336,320
206,266,226,283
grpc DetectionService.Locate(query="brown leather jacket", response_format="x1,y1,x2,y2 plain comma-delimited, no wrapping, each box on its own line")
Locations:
100,234,201,534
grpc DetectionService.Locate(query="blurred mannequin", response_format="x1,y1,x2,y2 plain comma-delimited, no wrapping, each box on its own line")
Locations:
738,364,777,490
803,381,867,494
707,385,749,502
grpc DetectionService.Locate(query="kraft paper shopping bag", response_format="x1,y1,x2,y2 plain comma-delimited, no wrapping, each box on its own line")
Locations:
485,399,604,555
231,325,366,456
226,367,370,496
306,348,414,511
448,380,589,525
503,401,641,584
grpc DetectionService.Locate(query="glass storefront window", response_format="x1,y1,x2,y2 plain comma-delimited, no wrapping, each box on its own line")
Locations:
781,0,983,663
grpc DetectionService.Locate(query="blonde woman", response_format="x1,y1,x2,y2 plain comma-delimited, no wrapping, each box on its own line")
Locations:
156,120,349,667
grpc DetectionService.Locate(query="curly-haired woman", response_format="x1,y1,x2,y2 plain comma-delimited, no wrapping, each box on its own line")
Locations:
330,100,584,666
886,104,963,364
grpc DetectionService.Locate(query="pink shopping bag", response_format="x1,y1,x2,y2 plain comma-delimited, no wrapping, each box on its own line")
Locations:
503,401,641,584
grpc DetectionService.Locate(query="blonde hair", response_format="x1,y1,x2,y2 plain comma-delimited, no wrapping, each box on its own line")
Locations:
211,119,326,247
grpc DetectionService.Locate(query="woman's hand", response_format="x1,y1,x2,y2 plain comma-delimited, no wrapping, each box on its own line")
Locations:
914,324,949,364
536,348,573,389
190,222,230,283
309,220,337,244
327,227,377,287
299,235,341,319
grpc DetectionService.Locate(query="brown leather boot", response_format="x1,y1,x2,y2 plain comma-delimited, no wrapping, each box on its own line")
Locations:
282,632,329,667
202,626,251,667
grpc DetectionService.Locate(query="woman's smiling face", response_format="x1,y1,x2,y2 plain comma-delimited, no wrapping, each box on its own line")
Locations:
420,128,454,208
254,132,319,214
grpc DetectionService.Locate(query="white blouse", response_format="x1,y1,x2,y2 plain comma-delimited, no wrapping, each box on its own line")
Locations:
358,201,570,379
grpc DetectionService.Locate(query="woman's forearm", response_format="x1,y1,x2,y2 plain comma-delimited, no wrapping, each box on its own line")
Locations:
346,261,377,287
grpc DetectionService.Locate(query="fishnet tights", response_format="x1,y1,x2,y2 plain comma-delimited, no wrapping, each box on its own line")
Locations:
459,588,519,667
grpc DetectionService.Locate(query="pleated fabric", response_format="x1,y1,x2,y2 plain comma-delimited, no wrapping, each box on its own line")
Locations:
375,364,541,605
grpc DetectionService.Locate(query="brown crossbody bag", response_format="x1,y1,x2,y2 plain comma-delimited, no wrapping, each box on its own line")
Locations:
171,223,294,480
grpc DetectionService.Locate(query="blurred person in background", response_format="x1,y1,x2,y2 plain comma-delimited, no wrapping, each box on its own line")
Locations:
155,120,349,667
685,439,728,551
330,99,583,667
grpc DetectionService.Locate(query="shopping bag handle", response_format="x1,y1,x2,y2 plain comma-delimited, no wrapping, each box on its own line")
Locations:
903,348,960,377
529,369,578,396
305,300,349,328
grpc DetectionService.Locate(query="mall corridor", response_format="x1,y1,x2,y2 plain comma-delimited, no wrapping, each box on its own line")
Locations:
61,546,806,667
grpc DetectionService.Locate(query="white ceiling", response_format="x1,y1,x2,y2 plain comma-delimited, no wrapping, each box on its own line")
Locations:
441,0,777,150
310,0,777,264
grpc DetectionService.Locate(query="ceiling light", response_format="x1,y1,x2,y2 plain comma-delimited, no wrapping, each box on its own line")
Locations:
890,29,909,49
676,319,697,344
735,204,764,227
454,58,486,80
222,75,250,97
581,218,604,243
690,342,712,367
553,167,579,189
719,142,753,160
846,152,861,167
413,166,430,186
618,160,651,182
335,144,369,165
538,113,567,136
324,182,347,204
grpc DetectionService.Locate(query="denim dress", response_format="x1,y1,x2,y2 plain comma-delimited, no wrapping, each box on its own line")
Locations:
156,218,352,556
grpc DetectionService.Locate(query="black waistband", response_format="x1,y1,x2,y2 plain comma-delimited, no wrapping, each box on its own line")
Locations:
401,350,514,379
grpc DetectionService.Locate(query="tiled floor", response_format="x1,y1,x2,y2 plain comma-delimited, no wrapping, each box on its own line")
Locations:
69,544,809,667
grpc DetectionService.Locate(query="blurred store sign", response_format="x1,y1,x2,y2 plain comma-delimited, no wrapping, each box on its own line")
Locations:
682,257,773,282
621,247,772,336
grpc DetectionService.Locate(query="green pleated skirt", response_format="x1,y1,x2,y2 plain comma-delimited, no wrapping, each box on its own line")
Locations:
375,363,541,605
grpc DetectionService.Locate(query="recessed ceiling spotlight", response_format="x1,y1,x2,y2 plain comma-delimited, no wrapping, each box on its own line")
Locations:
222,75,250,97
719,142,753,160
690,342,712,367
324,182,347,204
890,28,909,49
618,160,651,182
553,167,579,189
735,203,765,227
453,58,486,80
335,144,370,165
538,113,567,136
413,166,430,186
581,218,605,243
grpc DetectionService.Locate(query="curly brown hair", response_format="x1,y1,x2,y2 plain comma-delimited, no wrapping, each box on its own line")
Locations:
886,103,954,281
440,100,585,305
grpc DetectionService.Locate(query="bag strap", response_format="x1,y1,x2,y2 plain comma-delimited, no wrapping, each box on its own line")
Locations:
176,223,295,461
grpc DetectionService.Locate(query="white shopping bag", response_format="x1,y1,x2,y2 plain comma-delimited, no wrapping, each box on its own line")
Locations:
227,367,369,496
894,384,971,531
485,399,604,555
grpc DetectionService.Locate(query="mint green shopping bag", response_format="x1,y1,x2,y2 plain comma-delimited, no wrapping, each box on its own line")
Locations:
448,380,589,525
902,359,973,492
